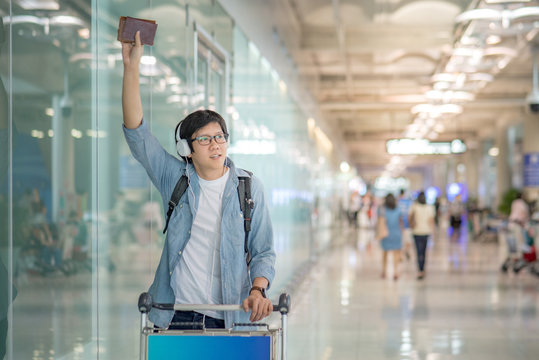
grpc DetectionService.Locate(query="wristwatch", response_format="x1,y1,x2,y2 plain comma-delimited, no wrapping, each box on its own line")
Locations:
249,286,267,298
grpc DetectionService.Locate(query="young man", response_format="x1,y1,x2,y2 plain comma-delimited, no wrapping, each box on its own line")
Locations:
121,32,276,329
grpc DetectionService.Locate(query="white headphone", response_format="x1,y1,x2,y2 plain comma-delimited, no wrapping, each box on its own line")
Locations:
175,120,191,157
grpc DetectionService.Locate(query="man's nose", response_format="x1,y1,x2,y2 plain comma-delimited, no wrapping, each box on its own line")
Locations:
209,137,220,147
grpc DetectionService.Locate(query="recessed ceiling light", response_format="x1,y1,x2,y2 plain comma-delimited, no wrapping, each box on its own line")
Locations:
455,9,501,24
485,0,529,3
486,35,501,45
78,28,90,39
17,0,59,10
488,147,500,157
483,47,517,57
50,16,85,27
468,73,494,82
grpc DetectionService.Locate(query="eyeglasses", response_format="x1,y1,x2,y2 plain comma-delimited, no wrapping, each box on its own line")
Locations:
190,133,229,146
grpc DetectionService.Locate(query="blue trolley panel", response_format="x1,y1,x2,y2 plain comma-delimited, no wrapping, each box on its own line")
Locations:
148,334,272,360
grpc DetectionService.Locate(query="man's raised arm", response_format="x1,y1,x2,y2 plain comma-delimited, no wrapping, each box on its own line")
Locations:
121,31,144,129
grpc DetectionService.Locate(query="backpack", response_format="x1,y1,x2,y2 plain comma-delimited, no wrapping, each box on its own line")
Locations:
162,170,254,264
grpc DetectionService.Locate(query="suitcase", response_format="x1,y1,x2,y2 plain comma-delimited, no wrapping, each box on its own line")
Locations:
138,292,290,360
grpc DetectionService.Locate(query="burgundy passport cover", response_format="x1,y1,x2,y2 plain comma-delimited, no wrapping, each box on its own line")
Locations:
117,16,158,46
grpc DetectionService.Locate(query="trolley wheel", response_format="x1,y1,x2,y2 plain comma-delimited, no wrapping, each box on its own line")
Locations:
500,258,510,273
513,259,527,274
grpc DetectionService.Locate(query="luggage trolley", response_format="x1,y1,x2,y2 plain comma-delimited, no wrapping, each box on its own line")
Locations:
138,292,291,360
501,219,538,274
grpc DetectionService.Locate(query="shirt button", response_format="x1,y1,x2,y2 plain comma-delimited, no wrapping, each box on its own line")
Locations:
188,230,191,234
178,250,182,255
180,204,183,208
169,271,172,275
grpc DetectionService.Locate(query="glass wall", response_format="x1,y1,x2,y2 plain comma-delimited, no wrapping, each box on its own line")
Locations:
0,1,341,359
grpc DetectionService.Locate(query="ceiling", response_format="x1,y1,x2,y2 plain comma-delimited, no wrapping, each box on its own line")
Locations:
2,0,539,184
262,0,539,180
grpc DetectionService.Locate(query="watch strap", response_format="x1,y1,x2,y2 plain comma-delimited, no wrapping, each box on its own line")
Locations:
249,286,267,298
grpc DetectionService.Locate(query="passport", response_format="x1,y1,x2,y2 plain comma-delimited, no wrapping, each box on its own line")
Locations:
117,16,158,46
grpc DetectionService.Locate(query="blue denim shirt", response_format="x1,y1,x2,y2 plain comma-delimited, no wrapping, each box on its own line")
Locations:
123,120,276,328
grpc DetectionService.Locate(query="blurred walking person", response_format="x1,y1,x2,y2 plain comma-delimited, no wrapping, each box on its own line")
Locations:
377,194,403,280
409,191,435,280
506,191,530,272
348,191,361,228
449,194,465,241
398,189,413,260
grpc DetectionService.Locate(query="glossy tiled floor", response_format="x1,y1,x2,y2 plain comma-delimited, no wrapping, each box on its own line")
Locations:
287,225,539,360
8,222,539,359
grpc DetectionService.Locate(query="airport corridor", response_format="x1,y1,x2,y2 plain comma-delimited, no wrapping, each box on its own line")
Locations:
287,225,539,360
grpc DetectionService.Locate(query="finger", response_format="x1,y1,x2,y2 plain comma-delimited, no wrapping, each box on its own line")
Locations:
250,300,260,322
135,30,142,47
249,301,258,322
256,301,269,322
262,301,270,319
121,42,132,56
264,301,272,318
242,298,250,313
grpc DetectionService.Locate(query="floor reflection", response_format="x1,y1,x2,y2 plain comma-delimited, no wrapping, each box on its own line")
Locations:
9,220,539,359
288,223,539,360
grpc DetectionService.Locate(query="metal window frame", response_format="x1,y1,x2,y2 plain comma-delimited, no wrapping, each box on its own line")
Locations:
193,21,230,115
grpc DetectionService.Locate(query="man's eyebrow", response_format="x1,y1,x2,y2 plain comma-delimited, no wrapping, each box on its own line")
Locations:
195,132,224,137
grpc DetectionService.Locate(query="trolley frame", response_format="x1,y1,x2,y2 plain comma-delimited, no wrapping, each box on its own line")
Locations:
138,292,290,360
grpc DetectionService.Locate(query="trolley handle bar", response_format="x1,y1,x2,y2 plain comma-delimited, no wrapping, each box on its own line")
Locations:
138,292,290,315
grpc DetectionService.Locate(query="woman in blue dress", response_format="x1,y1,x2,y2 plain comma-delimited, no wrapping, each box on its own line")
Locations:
377,193,403,280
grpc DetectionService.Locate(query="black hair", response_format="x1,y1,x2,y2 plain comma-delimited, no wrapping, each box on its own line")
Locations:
174,110,228,162
385,193,396,209
417,191,426,205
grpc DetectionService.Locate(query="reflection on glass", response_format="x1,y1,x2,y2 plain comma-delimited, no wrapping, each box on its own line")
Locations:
1,14,13,360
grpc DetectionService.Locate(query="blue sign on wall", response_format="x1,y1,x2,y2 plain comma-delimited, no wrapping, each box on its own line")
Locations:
524,153,539,187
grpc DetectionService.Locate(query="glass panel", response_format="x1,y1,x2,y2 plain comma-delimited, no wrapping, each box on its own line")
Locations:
97,0,188,358
0,1,339,358
195,45,208,108
188,0,231,115
1,0,188,358
229,28,318,292
210,66,223,112
193,30,227,113
5,0,95,358
1,9,13,360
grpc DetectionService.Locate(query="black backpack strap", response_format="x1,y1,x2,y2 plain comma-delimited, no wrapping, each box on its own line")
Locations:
163,175,188,234
238,170,254,265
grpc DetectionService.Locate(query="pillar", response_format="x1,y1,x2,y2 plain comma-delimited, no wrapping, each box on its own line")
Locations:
52,95,75,223
464,146,479,202
522,112,539,202
495,120,511,210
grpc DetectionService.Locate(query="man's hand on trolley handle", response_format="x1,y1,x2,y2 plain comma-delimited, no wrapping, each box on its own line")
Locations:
243,288,273,322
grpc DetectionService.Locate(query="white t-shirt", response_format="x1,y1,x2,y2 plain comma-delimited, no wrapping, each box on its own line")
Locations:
171,169,230,319
410,203,435,236
509,198,529,224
